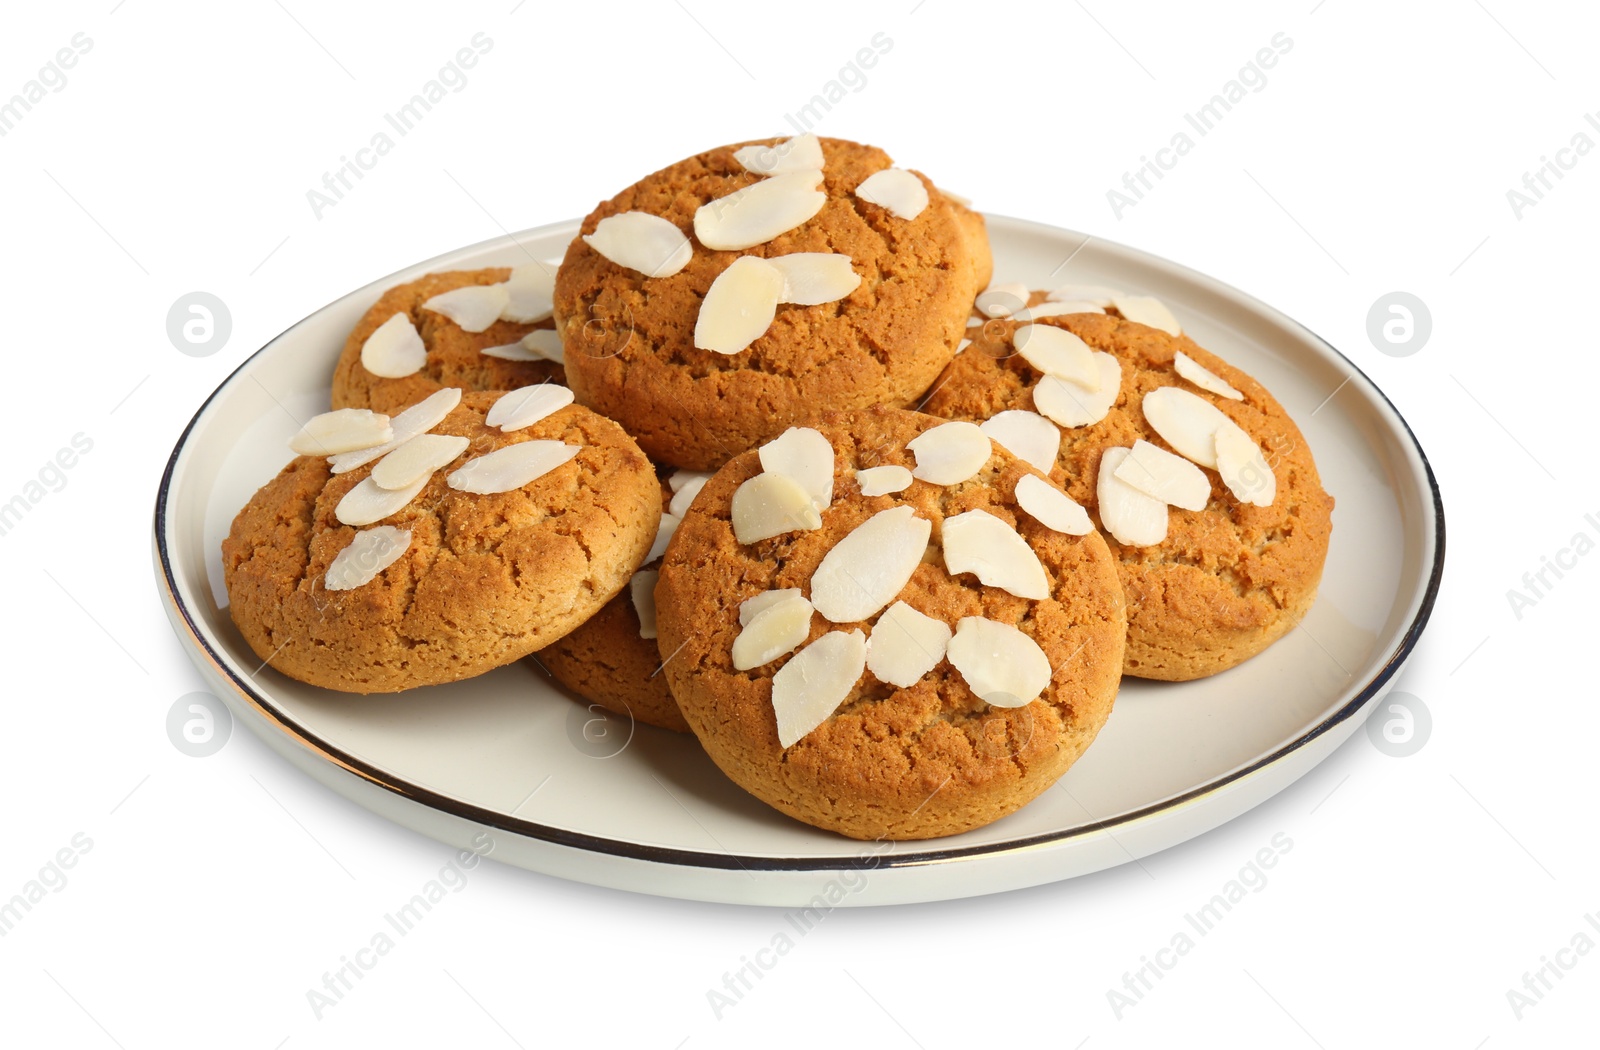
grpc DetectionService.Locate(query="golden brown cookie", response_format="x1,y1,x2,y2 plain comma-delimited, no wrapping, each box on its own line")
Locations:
223,391,659,693
655,407,1126,840
331,268,564,414
922,310,1333,681
555,137,989,470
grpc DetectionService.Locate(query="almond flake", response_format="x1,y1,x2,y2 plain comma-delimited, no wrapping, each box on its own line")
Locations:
289,408,393,456
730,472,822,544
329,388,462,473
740,588,803,626
336,475,429,527
1014,474,1092,535
1215,422,1276,507
866,601,952,688
980,410,1060,473
694,256,785,355
957,338,972,353
480,340,541,362
733,133,825,176
907,421,991,485
1096,447,1168,546
941,509,1049,600
966,316,984,328
732,594,814,670
1141,386,1232,468
1174,350,1243,400
1048,284,1121,307
519,329,564,363
360,312,427,378
1031,352,1122,429
810,506,931,623
668,469,714,494
1014,324,1100,391
668,474,708,518
767,253,860,305
371,434,469,491
446,441,580,494
694,170,827,251
1113,294,1181,336
975,281,1029,318
1113,438,1211,511
855,464,912,497
646,512,681,563
758,426,834,510
582,211,693,279
631,570,659,639
771,630,867,748
325,526,412,591
1015,300,1105,320
500,265,556,323
854,167,929,220
486,384,574,432
947,617,1051,708
422,284,510,333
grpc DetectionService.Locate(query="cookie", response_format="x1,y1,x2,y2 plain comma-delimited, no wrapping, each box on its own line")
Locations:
331,268,564,415
533,469,693,733
921,307,1333,681
223,390,659,693
654,407,1126,840
555,136,989,470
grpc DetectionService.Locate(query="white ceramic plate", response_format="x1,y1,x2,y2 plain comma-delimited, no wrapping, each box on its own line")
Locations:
154,216,1444,907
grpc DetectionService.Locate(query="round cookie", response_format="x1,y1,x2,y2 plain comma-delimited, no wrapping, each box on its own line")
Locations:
331,268,564,415
922,309,1334,681
555,137,990,470
655,407,1127,841
223,391,659,693
533,470,692,733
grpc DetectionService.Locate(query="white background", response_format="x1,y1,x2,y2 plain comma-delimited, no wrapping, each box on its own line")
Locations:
2,0,1596,1046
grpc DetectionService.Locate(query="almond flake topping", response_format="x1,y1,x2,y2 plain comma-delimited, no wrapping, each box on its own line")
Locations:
1140,386,1231,468
1031,352,1122,429
1096,447,1168,546
733,133,825,176
855,464,913,497
446,441,580,495
853,167,929,220
771,630,866,748
730,472,822,544
325,526,411,591
360,312,427,378
740,589,804,625
289,408,392,456
731,593,814,671
866,601,952,688
810,506,931,623
980,411,1060,473
1174,350,1243,400
1013,474,1092,535
480,340,542,362
758,427,833,510
694,169,827,251
582,211,694,278
766,253,860,305
1113,294,1181,336
646,512,681,563
1048,284,1121,307
1015,323,1100,391
941,510,1049,600
499,265,556,323
1113,438,1211,511
947,617,1051,708
1215,423,1276,507
370,434,469,491
907,421,991,485
335,475,429,527
694,256,785,355
668,474,708,518
1015,300,1105,320
975,281,1029,318
486,384,574,432
632,570,659,639
329,387,462,474
422,284,510,333
669,469,714,494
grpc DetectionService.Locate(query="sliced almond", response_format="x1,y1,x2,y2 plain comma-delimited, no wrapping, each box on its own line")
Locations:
1096,447,1168,546
1113,294,1181,336
668,474,708,518
694,256,785,355
335,475,428,527
646,512,681,563
758,427,834,510
1174,350,1243,400
767,253,860,305
907,421,991,485
740,588,803,626
1141,386,1232,468
422,284,510,333
1014,324,1100,391
360,312,427,378
446,441,580,494
500,265,556,323
370,434,469,491
947,617,1051,708
1016,300,1105,319
867,600,951,688
731,594,814,670
941,510,1050,600
631,570,659,639
329,388,462,473
1014,474,1092,535
1031,352,1122,428
975,281,1029,318
1048,284,1121,307
810,505,931,623
1215,422,1276,507
582,211,693,278
733,133,825,176
520,329,564,363
855,464,913,497
289,408,393,456
481,340,541,362
325,526,411,591
980,411,1060,473
486,384,574,432
694,170,827,251
668,469,714,494
730,472,822,544
854,167,929,220
1113,438,1211,511
957,338,972,353
771,629,866,748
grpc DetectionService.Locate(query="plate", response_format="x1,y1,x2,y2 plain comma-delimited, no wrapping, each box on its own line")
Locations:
154,216,1444,907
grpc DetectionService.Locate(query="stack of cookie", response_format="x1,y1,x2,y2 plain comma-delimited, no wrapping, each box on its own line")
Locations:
222,134,1331,841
